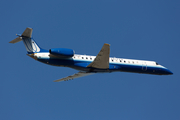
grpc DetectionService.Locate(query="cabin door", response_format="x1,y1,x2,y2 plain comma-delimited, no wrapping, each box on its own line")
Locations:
142,62,147,71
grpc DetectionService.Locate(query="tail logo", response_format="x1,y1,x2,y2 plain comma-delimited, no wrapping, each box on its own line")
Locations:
23,38,40,53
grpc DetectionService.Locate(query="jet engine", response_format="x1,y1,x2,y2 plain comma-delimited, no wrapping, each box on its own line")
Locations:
49,48,75,58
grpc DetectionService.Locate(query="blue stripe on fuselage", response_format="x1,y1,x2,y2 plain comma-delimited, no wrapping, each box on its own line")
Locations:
36,57,171,75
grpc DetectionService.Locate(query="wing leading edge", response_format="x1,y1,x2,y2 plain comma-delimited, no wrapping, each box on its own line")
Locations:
54,72,94,82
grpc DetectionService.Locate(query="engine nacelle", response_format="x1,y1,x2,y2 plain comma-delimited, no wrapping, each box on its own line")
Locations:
49,48,75,57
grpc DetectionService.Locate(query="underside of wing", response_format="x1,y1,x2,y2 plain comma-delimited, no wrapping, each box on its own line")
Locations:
87,43,110,69
54,72,94,82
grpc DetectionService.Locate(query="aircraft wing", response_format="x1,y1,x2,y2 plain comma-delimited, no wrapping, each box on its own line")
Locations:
87,43,110,69
54,72,94,82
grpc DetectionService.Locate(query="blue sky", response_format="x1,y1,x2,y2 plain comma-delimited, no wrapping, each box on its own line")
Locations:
1,0,180,120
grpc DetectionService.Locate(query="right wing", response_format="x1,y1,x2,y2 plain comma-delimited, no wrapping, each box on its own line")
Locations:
54,72,94,82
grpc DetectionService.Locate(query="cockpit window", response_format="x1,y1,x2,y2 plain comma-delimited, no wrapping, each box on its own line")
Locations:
156,62,159,65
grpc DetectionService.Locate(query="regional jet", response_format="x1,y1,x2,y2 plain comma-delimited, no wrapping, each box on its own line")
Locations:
9,28,173,82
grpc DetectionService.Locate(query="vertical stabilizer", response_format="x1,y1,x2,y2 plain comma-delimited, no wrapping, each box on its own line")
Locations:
9,27,42,53
22,38,41,53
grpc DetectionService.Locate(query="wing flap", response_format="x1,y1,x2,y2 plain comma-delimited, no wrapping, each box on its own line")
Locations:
87,43,110,69
54,72,94,82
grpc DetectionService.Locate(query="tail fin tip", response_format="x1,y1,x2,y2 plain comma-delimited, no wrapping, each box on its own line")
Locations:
9,27,33,44
22,27,33,38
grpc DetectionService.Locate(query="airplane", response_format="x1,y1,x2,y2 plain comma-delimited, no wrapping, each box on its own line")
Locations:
9,28,173,82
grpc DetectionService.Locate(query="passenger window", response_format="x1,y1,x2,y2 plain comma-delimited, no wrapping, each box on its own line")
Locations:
82,57,84,59
86,57,88,59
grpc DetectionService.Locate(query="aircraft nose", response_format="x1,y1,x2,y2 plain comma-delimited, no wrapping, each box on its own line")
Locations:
165,69,173,75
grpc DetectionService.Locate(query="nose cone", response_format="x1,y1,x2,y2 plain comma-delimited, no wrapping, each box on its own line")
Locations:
164,69,173,75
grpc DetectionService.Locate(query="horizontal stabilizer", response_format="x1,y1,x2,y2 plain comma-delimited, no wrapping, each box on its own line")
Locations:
9,28,33,44
9,37,22,43
54,72,94,82
22,28,33,38
87,43,110,69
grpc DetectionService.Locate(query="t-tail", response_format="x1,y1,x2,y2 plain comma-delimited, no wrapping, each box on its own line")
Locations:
9,28,42,54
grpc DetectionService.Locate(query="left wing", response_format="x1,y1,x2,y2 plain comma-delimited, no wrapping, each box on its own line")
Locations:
87,43,110,69
54,72,94,82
